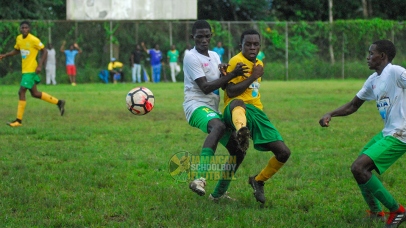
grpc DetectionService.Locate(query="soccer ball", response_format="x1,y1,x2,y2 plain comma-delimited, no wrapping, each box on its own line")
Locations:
126,87,155,115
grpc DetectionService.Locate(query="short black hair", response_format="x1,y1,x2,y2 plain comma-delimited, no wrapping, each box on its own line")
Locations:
373,40,396,62
20,21,30,27
192,20,211,35
240,29,261,44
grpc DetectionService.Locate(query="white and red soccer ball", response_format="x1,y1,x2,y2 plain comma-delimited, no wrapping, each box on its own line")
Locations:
126,87,155,115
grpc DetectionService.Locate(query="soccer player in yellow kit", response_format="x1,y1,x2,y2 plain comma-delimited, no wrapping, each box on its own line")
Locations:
0,21,65,127
210,29,291,204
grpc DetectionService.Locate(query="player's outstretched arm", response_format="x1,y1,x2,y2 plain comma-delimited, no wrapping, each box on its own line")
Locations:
319,95,365,127
0,49,20,59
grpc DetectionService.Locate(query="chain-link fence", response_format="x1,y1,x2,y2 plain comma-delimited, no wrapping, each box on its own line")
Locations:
0,20,405,82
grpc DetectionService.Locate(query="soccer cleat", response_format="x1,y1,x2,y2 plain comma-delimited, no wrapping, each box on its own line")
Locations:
248,175,265,204
385,204,406,228
58,100,66,116
208,192,236,202
6,119,22,127
189,177,206,196
365,210,386,222
236,126,250,151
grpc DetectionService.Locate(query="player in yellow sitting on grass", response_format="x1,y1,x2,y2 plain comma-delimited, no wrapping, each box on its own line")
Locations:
210,29,291,204
0,21,65,127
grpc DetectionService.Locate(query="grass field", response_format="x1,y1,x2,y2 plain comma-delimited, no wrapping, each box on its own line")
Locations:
0,80,404,228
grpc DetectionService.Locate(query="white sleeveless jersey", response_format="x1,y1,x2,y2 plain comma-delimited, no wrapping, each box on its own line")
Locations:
183,47,222,121
356,63,406,142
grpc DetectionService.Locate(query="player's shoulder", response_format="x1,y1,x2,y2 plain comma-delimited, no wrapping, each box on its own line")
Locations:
27,33,41,42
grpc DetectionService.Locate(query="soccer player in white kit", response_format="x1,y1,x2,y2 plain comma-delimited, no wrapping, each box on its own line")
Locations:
319,40,406,227
183,20,246,199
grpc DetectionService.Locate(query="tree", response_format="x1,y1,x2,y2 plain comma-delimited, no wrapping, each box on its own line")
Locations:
0,0,65,20
198,0,274,21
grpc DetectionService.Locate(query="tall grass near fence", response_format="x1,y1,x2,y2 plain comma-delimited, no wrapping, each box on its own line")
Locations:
0,81,404,227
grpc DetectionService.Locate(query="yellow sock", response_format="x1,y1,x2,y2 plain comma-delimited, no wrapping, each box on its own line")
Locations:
41,92,59,105
232,106,246,131
255,156,284,182
17,100,26,120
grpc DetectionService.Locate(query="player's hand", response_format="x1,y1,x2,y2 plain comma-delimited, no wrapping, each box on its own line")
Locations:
319,114,331,127
231,62,248,78
218,63,229,76
35,66,42,74
0,54,6,60
251,61,264,79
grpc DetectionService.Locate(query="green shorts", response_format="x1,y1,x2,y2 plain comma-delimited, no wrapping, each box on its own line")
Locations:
360,132,406,174
223,103,283,151
188,106,231,147
21,73,40,89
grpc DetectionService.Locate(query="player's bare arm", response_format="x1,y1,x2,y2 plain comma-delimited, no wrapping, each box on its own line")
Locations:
226,63,263,98
36,48,48,74
0,49,20,60
319,95,365,127
195,62,247,95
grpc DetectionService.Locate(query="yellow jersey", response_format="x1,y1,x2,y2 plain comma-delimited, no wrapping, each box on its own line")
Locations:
14,33,44,73
224,52,264,110
108,61,123,71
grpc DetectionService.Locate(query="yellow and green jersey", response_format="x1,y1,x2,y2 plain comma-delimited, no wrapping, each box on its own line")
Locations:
14,33,44,73
108,61,123,71
224,52,264,110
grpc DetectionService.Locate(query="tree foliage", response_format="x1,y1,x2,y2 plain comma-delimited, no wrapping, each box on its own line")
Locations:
0,0,65,20
1,0,405,21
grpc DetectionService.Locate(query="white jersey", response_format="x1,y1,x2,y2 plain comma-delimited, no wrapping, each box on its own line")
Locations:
183,47,222,121
356,63,406,142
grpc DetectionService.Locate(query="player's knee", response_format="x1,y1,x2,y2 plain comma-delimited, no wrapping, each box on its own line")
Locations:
208,118,226,131
350,161,363,176
230,99,246,110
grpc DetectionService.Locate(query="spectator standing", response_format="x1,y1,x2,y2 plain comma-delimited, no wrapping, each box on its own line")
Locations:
141,42,162,83
167,44,180,82
60,41,82,86
131,44,143,83
45,43,57,85
213,41,225,62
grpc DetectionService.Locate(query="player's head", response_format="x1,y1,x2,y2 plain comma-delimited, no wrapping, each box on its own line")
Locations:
191,20,211,36
240,29,261,62
372,40,396,62
191,20,212,54
19,21,31,37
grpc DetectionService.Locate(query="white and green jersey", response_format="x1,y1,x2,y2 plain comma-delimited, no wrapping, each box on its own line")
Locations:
356,63,406,142
183,47,221,122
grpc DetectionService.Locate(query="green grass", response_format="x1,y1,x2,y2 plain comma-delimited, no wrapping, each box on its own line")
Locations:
0,81,403,227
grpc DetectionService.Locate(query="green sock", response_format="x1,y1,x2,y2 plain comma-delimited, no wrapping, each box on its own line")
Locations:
211,179,231,198
360,174,398,211
211,155,238,198
197,148,214,179
358,182,382,213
